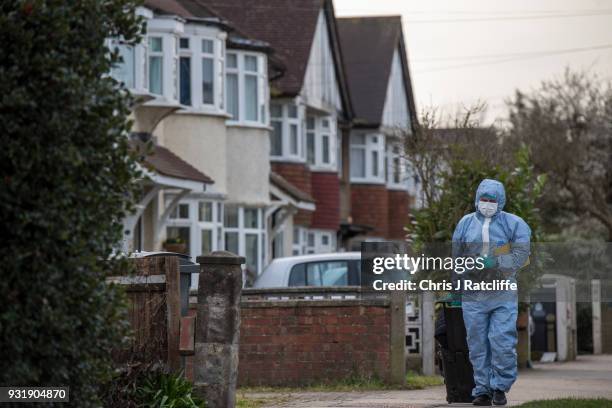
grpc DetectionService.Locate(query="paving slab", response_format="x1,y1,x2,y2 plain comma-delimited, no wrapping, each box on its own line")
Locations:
243,354,612,407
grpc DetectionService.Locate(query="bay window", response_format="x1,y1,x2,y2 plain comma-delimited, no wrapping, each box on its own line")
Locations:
350,133,385,183
270,101,305,161
223,205,266,275
225,51,267,125
177,25,226,111
305,114,337,171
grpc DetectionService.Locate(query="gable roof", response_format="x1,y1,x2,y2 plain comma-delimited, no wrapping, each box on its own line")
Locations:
337,16,417,130
197,0,353,118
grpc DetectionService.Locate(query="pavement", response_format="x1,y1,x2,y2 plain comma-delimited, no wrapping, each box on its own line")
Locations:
242,354,612,407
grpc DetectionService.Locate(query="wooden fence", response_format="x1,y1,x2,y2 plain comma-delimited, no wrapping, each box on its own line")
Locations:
107,256,182,371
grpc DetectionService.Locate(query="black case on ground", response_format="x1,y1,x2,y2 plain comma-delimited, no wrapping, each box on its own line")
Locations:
435,303,475,404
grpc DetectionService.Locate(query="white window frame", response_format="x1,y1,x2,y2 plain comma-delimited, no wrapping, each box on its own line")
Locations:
200,38,216,106
165,198,224,284
178,37,192,106
305,114,337,171
226,51,268,126
108,9,151,94
386,142,408,190
223,205,266,275
292,226,307,255
177,25,226,113
108,9,153,95
147,36,165,96
270,101,305,162
292,227,336,255
350,133,385,183
146,17,184,103
109,39,137,90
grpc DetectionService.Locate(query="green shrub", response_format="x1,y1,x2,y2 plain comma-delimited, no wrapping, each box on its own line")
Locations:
0,0,143,405
136,372,206,408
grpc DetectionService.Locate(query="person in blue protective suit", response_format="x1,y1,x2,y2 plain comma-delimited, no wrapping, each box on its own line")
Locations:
452,179,531,406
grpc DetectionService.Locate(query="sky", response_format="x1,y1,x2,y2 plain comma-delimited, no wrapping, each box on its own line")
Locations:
334,0,612,125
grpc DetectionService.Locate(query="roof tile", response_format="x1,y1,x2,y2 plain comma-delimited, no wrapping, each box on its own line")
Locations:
132,141,214,184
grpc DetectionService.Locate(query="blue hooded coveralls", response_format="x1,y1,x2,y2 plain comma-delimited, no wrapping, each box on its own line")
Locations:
452,179,531,397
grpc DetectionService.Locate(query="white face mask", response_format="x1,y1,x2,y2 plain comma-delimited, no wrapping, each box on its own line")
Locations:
478,200,498,218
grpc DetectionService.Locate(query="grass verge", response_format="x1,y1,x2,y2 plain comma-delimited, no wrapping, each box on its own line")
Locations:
237,393,291,408
239,371,443,394
516,399,612,408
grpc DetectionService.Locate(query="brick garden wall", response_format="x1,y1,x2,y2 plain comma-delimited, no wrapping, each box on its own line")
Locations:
238,299,393,386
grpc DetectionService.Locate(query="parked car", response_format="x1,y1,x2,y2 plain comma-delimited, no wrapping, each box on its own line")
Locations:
253,252,362,288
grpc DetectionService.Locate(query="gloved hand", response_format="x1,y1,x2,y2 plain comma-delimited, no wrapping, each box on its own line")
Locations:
449,291,462,307
438,291,461,306
481,255,497,269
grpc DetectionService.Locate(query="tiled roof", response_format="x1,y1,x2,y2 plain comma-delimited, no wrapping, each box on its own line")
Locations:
144,0,215,20
143,0,284,74
132,141,214,184
144,0,191,17
270,171,315,204
199,0,323,96
198,0,352,114
337,16,414,128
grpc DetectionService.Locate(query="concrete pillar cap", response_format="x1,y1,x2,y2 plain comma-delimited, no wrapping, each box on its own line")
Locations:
197,251,246,265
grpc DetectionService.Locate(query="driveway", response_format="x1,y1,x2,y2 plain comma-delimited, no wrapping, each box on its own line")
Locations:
244,354,612,407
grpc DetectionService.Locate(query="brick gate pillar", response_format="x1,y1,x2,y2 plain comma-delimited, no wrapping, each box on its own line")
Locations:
194,251,244,408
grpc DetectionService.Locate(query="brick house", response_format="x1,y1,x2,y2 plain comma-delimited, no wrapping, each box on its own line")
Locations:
337,16,419,247
116,1,313,279
199,0,355,257
114,1,421,280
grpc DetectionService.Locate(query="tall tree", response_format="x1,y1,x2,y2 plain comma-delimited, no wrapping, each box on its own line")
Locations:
506,70,612,240
0,1,142,405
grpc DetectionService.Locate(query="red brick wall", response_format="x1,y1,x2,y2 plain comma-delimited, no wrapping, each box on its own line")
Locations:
311,172,340,231
272,162,312,226
387,190,410,240
238,301,392,386
351,184,389,237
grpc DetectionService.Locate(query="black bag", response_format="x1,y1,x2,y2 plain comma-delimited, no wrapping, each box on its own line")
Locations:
436,303,475,404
